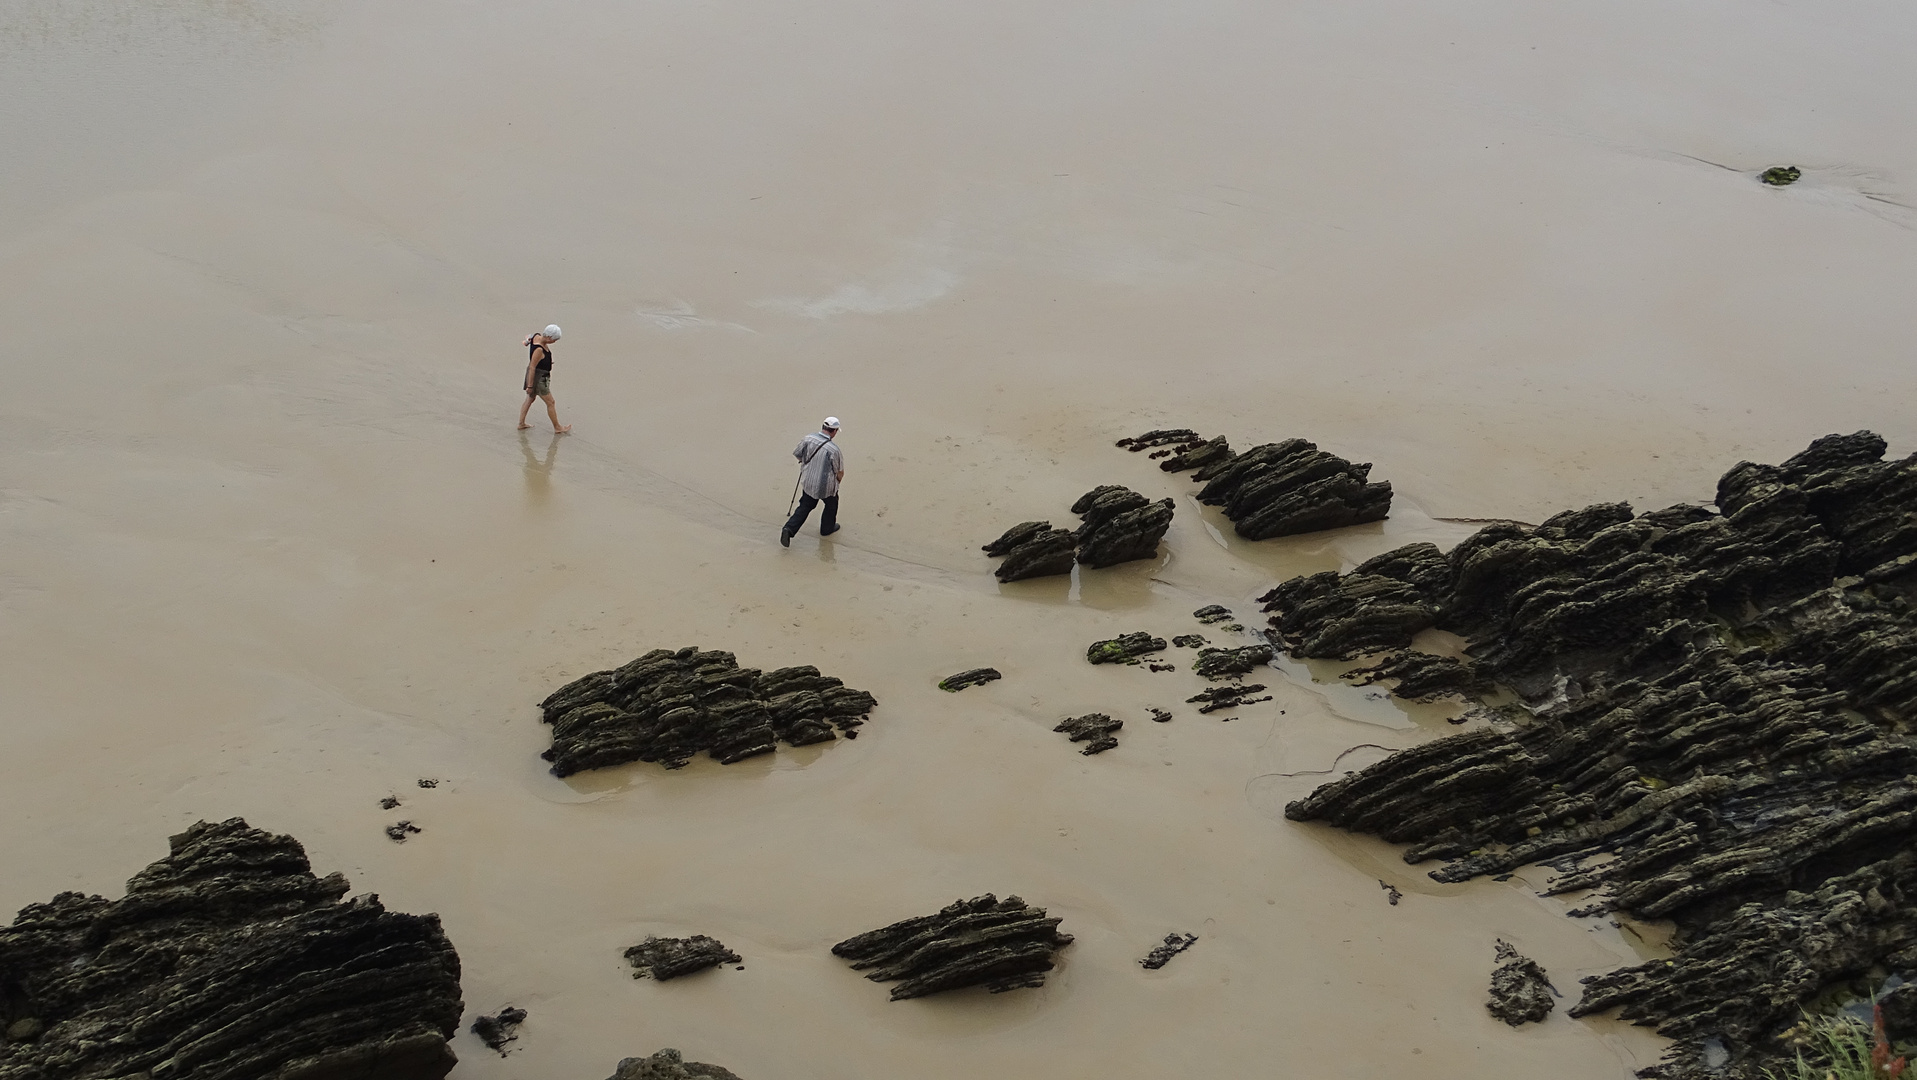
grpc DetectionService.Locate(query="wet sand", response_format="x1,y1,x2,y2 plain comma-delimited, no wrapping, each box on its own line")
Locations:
4,1,1915,1077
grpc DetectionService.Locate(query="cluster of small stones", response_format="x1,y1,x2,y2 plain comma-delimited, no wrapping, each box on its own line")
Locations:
607,1049,745,1080
1055,713,1123,755
1487,941,1556,1026
831,895,1074,1000
1119,430,1392,539
983,485,1174,582
624,936,742,980
539,647,877,775
1276,432,1917,1078
0,819,463,1080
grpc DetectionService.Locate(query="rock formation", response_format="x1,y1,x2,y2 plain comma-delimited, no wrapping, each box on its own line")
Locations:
831,894,1073,1000
1120,431,1392,538
1186,684,1271,713
1054,713,1122,754
983,486,1172,582
1277,432,1917,1078
938,668,1002,692
1760,165,1802,186
1341,651,1492,702
606,1049,744,1080
1086,632,1167,664
1487,941,1556,1025
0,818,463,1080
1139,933,1198,970
1192,605,1234,624
1171,633,1208,648
539,648,877,775
470,1007,526,1055
1192,644,1275,680
624,936,742,980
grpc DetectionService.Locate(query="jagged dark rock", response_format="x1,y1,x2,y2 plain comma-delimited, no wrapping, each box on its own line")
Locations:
1148,708,1173,723
539,648,877,775
1193,605,1234,624
1071,486,1174,568
1054,713,1122,754
1759,165,1802,186
417,778,438,788
1139,933,1198,970
1116,429,1200,451
1185,684,1271,713
470,1007,526,1055
1342,650,1493,701
1086,632,1168,664
624,936,742,981
385,820,422,843
379,796,402,810
1171,634,1208,648
831,894,1073,999
1258,543,1446,659
1161,436,1231,473
1192,644,1274,680
606,1049,744,1080
992,527,1078,582
982,521,1053,557
0,818,463,1080
1189,440,1392,539
1277,432,1917,1078
1488,941,1556,1025
939,668,1002,692
1379,880,1403,905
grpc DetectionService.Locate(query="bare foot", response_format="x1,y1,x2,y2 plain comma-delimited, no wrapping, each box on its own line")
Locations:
517,423,531,430
555,425,572,434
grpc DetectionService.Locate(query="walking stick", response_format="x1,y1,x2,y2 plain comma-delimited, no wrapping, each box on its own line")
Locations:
787,469,803,515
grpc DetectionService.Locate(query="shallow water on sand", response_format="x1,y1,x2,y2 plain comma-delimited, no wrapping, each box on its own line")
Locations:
4,1,1917,1077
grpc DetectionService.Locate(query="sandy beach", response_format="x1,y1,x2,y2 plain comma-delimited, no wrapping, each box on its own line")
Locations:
4,1,1916,1076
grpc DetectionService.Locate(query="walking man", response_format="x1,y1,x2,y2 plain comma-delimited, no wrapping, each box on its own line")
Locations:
781,417,844,546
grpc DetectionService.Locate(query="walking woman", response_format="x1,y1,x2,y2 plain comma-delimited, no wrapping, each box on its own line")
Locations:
516,325,571,433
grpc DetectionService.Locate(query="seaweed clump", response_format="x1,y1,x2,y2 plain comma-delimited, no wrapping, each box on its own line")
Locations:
538,648,877,775
0,818,463,1080
831,894,1073,999
1277,432,1917,1078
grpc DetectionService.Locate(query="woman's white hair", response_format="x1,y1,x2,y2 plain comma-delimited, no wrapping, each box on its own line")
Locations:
543,324,562,341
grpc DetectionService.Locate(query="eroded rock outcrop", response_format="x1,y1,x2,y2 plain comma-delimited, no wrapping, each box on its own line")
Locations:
1342,650,1492,702
1086,632,1167,665
1488,941,1556,1025
0,818,463,1080
1055,713,1122,754
1120,431,1393,538
624,936,742,980
983,486,1173,582
1277,433,1917,1079
831,894,1073,999
607,1049,744,1080
939,668,1002,692
539,648,877,775
1192,644,1274,680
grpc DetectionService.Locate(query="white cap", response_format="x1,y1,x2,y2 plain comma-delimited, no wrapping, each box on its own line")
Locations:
822,416,840,430
544,324,562,341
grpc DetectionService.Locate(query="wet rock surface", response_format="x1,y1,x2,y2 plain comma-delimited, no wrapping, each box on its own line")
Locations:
624,936,742,981
1086,632,1168,665
1487,941,1556,1025
1122,431,1392,539
607,1048,744,1080
938,668,1002,692
0,818,463,1080
1277,433,1917,1078
470,1007,526,1055
831,894,1074,1000
1186,684,1271,713
1342,650,1492,702
1139,933,1198,970
1171,633,1208,648
1192,644,1275,680
539,648,877,775
1760,165,1802,186
1192,605,1234,624
983,486,1173,581
1055,713,1122,754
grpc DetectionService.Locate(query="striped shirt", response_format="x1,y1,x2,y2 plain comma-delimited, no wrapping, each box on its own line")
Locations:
795,432,843,499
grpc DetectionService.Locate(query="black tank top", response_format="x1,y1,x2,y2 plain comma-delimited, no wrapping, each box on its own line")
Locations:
529,340,552,374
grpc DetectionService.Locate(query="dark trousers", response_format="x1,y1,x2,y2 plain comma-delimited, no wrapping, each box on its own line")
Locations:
785,492,839,536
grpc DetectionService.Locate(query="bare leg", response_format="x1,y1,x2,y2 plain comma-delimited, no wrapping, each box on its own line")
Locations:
517,393,535,430
542,394,570,434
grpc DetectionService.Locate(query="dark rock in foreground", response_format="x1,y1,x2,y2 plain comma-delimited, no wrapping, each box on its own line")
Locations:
1278,432,1917,1078
1086,631,1167,664
540,648,877,775
607,1049,744,1080
938,668,1002,692
1139,932,1198,970
831,894,1073,999
1487,941,1555,1025
471,1007,526,1055
1055,713,1122,754
624,936,742,980
0,818,463,1080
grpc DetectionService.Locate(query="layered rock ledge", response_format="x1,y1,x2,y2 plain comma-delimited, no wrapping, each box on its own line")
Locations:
983,485,1172,582
0,818,463,1080
1120,430,1391,538
831,894,1073,1000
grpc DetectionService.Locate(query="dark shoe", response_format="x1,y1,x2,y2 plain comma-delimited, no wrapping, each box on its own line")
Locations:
779,528,793,547
821,524,840,537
